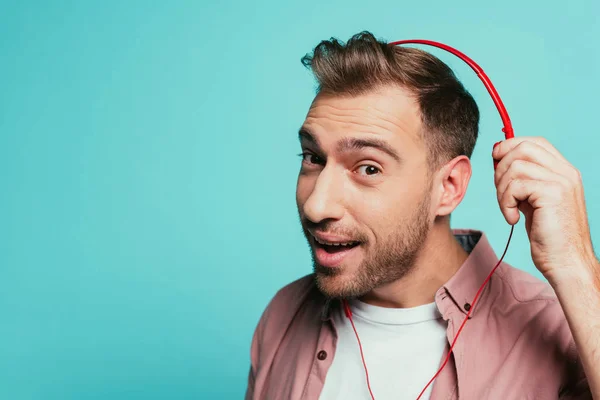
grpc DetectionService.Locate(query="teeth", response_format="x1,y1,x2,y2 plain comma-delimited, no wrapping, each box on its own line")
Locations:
314,236,356,246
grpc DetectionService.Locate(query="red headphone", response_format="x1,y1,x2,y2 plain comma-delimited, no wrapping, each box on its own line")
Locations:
340,39,516,400
392,39,515,140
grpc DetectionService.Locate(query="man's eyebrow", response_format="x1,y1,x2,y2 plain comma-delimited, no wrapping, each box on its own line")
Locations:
298,128,401,163
298,128,319,146
337,137,401,162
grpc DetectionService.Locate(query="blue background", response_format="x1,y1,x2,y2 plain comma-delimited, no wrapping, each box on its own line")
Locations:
1,1,598,398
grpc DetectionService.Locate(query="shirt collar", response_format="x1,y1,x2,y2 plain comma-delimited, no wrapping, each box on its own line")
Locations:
436,229,500,320
320,229,500,322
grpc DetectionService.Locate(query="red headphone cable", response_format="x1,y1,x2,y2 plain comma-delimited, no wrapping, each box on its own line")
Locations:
342,225,514,399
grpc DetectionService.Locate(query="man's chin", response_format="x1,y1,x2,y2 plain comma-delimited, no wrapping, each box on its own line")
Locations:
313,265,367,299
313,262,344,276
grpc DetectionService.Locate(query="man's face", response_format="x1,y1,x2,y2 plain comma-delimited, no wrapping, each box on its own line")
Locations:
296,86,434,299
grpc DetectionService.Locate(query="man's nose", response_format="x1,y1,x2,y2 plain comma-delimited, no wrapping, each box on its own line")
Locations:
302,167,345,223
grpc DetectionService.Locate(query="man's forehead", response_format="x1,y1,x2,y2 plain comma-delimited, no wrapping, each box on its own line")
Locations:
303,86,422,143
309,85,417,111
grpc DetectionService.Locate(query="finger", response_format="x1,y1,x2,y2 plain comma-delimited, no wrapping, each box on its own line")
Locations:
499,179,561,225
493,136,568,163
495,160,568,201
494,141,571,184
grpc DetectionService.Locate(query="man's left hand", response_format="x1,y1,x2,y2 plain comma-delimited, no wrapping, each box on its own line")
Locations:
492,136,597,280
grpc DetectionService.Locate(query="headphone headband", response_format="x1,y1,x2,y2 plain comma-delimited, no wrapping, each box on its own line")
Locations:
390,39,514,139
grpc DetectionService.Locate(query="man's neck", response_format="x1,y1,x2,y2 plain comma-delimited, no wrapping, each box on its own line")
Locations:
358,225,469,308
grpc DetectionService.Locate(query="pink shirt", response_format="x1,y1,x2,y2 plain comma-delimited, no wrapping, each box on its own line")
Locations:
245,230,591,399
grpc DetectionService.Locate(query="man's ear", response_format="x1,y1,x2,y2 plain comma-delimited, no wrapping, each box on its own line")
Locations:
434,156,472,217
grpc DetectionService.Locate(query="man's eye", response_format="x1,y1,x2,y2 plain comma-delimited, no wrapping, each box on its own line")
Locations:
300,152,324,165
356,165,381,176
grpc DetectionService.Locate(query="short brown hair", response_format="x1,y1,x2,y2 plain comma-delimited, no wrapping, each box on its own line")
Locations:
301,31,479,169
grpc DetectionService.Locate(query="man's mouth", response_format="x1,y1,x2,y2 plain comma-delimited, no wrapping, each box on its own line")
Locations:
310,232,363,268
313,236,361,253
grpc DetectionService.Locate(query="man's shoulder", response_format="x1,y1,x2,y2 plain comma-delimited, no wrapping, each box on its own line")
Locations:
493,261,575,348
272,273,318,303
253,273,322,335
490,263,589,396
496,261,557,303
494,262,570,326
265,273,320,315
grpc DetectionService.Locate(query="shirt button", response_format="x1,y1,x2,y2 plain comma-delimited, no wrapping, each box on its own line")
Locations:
464,303,471,311
317,350,327,360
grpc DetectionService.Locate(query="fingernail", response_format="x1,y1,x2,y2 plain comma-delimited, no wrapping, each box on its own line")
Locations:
493,141,501,155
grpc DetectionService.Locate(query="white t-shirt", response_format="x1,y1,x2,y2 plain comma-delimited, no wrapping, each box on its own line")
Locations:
319,298,448,400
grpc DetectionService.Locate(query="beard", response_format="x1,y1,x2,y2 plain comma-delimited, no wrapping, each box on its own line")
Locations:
302,190,432,300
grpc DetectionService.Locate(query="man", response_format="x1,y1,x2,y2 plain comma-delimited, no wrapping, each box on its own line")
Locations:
244,31,600,399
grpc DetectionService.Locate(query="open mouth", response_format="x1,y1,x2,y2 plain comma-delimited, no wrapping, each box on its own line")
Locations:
310,233,363,268
313,236,361,253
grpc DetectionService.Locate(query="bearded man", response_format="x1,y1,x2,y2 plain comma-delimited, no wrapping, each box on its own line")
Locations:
244,31,600,400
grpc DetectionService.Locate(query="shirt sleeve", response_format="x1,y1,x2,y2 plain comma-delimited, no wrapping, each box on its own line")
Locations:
244,310,263,400
245,364,255,400
244,292,278,400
